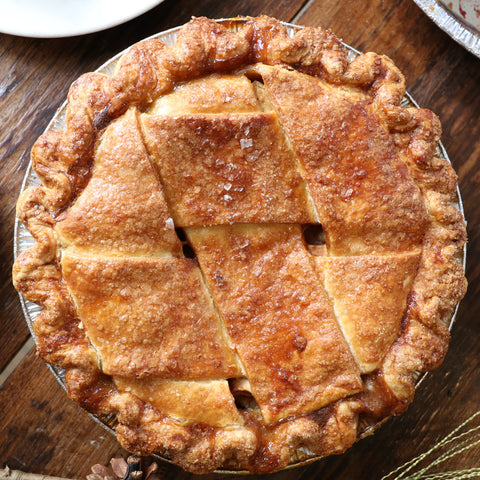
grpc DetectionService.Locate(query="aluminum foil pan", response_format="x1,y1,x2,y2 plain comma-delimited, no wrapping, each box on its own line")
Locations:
413,0,480,58
13,18,466,473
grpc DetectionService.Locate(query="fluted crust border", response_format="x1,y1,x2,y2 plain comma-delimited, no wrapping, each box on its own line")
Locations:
13,16,467,473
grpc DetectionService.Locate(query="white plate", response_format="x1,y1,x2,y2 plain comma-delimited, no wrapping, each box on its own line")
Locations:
0,0,164,38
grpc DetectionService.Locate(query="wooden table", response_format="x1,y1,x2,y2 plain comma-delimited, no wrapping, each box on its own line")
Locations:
1,1,479,478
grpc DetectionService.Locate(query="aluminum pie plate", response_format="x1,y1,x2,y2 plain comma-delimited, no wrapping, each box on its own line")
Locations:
413,0,480,58
13,18,467,473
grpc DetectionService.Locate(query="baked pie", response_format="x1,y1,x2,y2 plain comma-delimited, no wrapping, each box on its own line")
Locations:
13,16,467,474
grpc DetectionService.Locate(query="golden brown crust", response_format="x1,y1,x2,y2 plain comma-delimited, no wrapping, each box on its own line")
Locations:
258,64,428,255
55,108,182,257
141,111,315,226
113,377,243,427
314,251,421,373
13,15,467,474
187,224,362,423
148,73,261,114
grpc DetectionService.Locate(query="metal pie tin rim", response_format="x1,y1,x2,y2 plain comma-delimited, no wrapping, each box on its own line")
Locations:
413,0,480,58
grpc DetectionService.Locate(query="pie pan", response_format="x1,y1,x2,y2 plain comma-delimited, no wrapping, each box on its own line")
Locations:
13,17,467,473
413,0,480,58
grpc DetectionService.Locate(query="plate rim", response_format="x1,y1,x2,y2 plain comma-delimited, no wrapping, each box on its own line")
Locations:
0,0,164,38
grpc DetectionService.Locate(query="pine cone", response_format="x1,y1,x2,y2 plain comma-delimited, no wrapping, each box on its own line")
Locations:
87,456,159,480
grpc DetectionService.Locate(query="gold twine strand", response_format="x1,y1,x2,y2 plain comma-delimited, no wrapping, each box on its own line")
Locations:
381,411,480,480
416,470,480,480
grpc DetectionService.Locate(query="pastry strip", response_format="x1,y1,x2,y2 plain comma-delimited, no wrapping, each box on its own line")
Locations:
141,112,316,226
187,224,362,423
56,108,181,258
259,66,428,255
114,377,243,427
61,253,241,379
314,251,421,373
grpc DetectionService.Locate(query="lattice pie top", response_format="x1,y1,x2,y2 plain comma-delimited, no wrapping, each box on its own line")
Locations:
13,16,467,474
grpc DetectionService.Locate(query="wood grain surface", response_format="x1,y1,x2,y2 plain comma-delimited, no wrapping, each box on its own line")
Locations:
1,1,479,479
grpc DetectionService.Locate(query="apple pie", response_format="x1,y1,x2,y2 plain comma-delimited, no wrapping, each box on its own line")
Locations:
13,16,467,474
